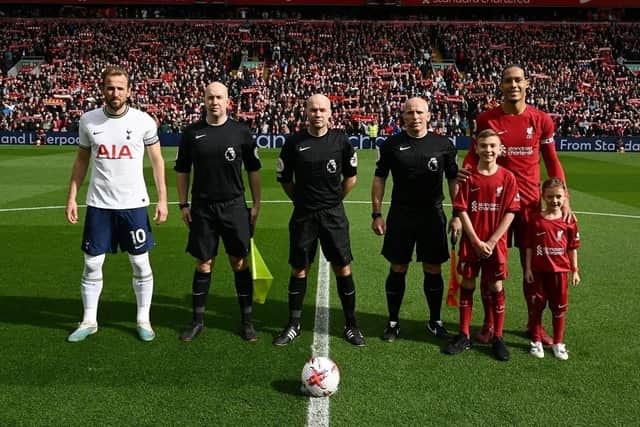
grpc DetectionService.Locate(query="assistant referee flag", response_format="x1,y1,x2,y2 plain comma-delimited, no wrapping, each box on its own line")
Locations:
251,238,273,304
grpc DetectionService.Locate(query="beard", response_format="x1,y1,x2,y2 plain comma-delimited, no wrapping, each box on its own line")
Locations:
108,98,125,110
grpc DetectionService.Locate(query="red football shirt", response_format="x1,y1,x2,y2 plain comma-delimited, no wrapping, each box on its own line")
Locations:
527,213,580,273
464,105,557,208
454,165,521,263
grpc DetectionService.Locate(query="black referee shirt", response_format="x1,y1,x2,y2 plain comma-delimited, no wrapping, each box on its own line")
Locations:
174,118,261,202
277,129,357,211
375,131,458,208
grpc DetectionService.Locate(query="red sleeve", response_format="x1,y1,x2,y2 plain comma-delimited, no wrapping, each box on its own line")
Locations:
540,142,566,184
567,222,580,251
539,112,555,142
453,177,469,212
505,172,521,212
539,113,566,183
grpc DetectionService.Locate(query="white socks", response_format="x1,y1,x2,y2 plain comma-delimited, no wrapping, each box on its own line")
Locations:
80,253,105,325
79,252,154,326
129,252,154,325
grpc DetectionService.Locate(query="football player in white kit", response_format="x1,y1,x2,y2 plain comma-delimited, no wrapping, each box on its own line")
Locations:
65,67,168,342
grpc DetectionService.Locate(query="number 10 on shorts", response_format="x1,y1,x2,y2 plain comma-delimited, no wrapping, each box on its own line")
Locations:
130,228,147,249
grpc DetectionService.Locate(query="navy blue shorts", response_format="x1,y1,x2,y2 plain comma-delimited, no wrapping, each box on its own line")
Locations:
81,206,154,256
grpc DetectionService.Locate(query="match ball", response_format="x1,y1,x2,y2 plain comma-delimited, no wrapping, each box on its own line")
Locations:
301,356,340,397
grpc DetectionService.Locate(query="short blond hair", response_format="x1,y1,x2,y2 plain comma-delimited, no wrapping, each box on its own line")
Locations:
476,128,501,142
101,67,130,88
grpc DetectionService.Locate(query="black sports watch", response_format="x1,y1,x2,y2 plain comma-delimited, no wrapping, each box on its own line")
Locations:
371,212,382,219
179,202,190,209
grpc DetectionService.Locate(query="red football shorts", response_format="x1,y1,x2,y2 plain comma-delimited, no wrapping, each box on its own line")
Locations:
458,260,508,283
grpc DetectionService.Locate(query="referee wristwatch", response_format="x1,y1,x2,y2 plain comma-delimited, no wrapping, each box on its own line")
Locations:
371,212,382,220
179,202,190,209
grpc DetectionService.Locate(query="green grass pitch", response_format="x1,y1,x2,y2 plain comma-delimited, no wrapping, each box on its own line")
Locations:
0,146,639,426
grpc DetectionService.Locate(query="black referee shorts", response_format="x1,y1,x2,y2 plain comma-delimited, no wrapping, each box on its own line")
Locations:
382,203,449,265
186,196,251,261
288,204,353,269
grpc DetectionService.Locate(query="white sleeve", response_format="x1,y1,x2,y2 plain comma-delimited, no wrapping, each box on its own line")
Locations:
78,115,91,149
142,113,159,145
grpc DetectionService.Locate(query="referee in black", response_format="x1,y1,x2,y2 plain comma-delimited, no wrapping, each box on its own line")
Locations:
175,81,262,342
371,97,460,343
273,94,365,347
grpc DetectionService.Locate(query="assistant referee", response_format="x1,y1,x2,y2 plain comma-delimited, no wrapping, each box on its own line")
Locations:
174,82,262,343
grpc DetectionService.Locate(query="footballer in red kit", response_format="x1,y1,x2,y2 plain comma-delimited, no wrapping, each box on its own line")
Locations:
525,178,580,360
472,106,557,211
527,216,580,274
455,167,520,273
445,129,519,361
459,64,571,345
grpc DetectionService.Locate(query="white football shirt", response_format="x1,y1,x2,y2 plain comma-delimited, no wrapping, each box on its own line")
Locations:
78,106,159,209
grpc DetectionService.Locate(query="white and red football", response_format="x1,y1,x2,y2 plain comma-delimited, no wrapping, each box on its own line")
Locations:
301,356,340,397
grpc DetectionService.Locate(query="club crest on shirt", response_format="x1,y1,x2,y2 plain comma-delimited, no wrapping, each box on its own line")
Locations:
427,157,438,171
326,159,337,174
496,186,503,198
556,230,564,241
225,147,236,161
526,127,534,140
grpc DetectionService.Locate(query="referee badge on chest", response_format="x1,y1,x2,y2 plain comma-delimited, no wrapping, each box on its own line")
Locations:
225,147,237,161
326,159,337,174
427,157,439,171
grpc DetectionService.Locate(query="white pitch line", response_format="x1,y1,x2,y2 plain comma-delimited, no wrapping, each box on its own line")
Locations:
0,205,69,212
1,201,639,220
307,250,331,427
572,210,640,219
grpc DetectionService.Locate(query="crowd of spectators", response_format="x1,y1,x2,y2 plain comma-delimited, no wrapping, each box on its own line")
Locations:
437,22,640,136
1,15,639,137
2,4,637,23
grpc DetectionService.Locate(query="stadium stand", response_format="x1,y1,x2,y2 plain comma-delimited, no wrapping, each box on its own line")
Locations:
1,7,639,136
